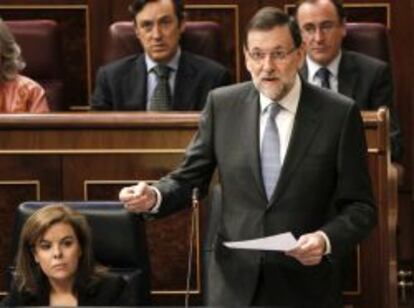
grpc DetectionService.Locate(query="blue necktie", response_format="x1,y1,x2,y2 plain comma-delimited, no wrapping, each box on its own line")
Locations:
149,64,171,111
315,67,331,89
261,103,282,200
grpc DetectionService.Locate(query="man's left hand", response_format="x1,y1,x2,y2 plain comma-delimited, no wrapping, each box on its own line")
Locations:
285,231,326,266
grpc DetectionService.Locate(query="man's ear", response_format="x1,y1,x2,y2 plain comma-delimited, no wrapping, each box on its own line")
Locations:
341,18,347,38
243,45,249,56
296,43,306,68
134,26,140,40
133,16,141,40
179,17,186,34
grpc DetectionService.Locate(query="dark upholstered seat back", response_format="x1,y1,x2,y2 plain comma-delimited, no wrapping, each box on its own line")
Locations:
344,22,390,62
7,201,151,304
5,20,64,110
103,20,222,64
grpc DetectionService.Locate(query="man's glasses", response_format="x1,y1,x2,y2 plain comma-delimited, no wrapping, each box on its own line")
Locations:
246,47,297,63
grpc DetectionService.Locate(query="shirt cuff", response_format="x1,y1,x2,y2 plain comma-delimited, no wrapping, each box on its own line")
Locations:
148,186,162,213
317,230,332,255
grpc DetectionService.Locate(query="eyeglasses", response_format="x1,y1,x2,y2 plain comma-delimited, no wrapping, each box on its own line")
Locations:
301,21,338,36
246,47,297,63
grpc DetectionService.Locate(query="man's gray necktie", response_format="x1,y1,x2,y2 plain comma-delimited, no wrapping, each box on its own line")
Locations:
149,64,171,111
261,103,282,200
315,67,331,89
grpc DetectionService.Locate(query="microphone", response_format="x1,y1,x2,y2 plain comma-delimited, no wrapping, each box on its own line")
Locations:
192,188,199,209
185,187,200,308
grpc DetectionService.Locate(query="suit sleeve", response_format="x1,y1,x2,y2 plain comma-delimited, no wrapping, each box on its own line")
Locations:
90,67,114,110
370,64,403,162
321,103,377,258
116,270,151,305
153,92,218,217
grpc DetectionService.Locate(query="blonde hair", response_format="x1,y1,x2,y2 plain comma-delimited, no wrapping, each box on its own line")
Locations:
0,19,26,82
14,204,95,295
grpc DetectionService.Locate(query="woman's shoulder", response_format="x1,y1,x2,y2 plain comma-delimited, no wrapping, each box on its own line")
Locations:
81,271,151,306
14,75,43,90
0,287,41,306
80,273,127,306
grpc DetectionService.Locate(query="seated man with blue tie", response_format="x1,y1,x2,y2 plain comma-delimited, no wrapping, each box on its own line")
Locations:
296,0,403,162
91,0,230,111
119,7,376,306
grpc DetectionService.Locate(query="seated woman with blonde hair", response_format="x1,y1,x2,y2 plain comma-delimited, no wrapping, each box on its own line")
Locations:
0,19,49,112
1,204,139,306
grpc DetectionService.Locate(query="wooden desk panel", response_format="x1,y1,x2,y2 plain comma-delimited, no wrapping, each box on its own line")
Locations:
0,111,397,307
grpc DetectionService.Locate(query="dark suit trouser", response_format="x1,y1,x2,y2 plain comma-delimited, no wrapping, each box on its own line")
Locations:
251,259,343,308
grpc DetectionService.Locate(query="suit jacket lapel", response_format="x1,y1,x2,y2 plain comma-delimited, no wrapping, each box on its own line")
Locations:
337,51,357,99
270,82,321,203
239,84,265,199
173,52,195,110
131,55,147,110
300,65,309,80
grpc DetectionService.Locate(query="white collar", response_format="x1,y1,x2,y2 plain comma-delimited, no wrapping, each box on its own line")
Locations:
306,50,342,79
260,74,301,115
145,47,181,73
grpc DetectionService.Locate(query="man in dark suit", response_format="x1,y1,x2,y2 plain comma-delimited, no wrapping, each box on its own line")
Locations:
296,0,403,162
91,0,230,111
119,7,376,306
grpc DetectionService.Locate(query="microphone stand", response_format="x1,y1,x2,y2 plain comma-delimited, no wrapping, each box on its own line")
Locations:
185,188,200,308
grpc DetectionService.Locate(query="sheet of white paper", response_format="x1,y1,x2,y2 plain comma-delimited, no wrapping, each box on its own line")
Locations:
223,232,298,251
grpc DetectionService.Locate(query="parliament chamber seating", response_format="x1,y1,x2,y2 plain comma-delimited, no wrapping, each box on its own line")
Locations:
5,20,65,111
343,22,404,182
103,20,223,64
344,22,389,62
6,201,151,305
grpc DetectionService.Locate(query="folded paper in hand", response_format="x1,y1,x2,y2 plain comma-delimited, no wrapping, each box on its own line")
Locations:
223,232,298,251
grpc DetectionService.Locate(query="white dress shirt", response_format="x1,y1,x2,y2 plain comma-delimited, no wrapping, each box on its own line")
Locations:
306,51,342,92
145,48,181,109
259,74,301,163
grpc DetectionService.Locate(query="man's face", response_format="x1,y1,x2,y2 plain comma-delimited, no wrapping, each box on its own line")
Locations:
134,0,184,63
296,0,346,66
244,25,304,101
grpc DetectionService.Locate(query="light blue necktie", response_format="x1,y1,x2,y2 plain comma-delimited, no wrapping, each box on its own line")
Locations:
261,103,282,200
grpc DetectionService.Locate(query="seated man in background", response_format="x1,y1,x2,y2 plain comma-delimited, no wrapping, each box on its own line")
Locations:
296,0,403,162
0,19,49,113
91,0,231,111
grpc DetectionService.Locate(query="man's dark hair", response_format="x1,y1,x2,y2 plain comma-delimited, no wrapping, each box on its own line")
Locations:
244,7,302,49
295,0,346,22
129,0,184,23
